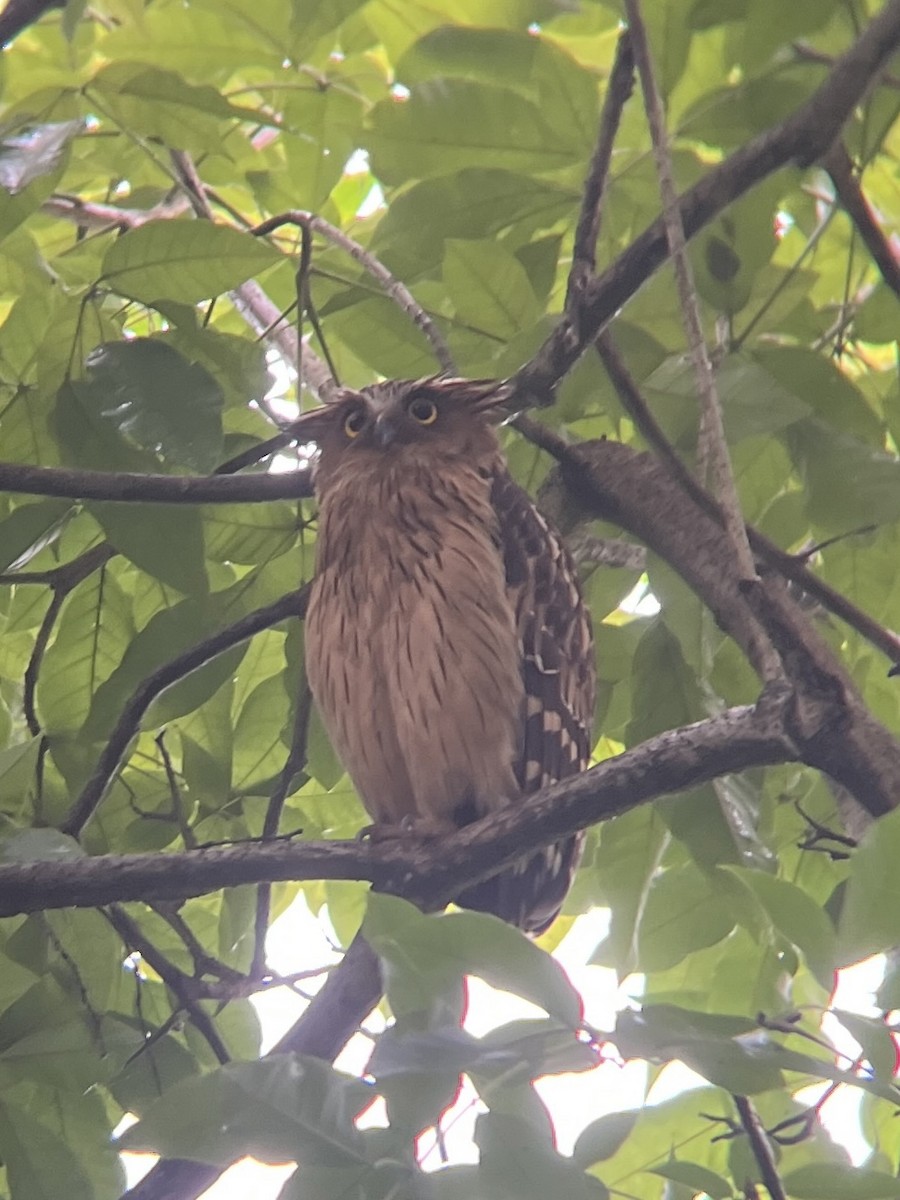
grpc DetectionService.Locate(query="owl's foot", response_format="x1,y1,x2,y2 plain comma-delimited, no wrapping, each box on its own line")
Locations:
357,815,447,843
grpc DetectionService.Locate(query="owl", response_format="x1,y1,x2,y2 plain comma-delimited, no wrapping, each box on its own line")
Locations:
300,376,595,934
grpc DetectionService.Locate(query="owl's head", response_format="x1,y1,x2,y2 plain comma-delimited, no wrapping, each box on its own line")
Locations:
293,376,512,472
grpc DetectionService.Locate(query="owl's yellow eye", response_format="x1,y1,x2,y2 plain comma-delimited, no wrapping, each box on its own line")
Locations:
408,397,438,426
344,408,366,439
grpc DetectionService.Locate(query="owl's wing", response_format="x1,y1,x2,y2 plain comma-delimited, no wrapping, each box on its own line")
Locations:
455,466,596,933
490,468,595,790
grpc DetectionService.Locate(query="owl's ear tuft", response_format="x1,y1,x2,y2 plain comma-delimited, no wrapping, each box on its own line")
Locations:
290,390,366,443
428,377,515,423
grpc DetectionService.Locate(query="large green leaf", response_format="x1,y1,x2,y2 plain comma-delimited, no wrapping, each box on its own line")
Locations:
0,1100,95,1200
87,501,208,594
443,238,541,340
364,896,582,1028
121,1055,373,1166
80,338,224,473
101,221,283,306
88,62,259,152
365,80,588,184
836,806,900,965
36,565,134,734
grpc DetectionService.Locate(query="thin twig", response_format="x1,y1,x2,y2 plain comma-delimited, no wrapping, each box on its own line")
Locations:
252,211,456,373
170,150,337,400
154,731,197,849
733,1096,789,1200
792,40,900,90
22,587,64,736
823,141,900,300
251,682,313,977
624,0,759,587
105,905,231,1065
566,30,635,312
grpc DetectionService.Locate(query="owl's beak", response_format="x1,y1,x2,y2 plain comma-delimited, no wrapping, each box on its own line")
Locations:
373,414,399,447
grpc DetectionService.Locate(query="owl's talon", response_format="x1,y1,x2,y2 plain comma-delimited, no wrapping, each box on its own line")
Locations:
359,816,443,843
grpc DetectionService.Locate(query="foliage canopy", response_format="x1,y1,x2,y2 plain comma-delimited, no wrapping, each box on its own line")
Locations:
0,1,899,1198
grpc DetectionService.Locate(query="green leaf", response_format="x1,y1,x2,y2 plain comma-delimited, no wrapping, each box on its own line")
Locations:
832,1010,897,1083
82,595,236,741
371,168,576,279
87,502,207,594
781,1164,900,1199
0,1100,94,1200
101,221,282,306
0,829,84,863
612,1006,783,1095
364,896,582,1028
365,81,587,185
36,566,134,734
120,1055,373,1167
637,865,735,971
572,1112,639,1170
82,339,224,473
203,502,299,565
649,1160,732,1199
0,736,41,811
443,239,541,340
397,28,598,148
306,702,347,791
0,499,71,572
786,419,900,530
0,120,82,194
836,807,900,965
89,62,257,153
475,1113,609,1200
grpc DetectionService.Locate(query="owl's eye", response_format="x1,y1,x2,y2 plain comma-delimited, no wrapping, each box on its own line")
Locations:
343,408,367,439
408,397,438,426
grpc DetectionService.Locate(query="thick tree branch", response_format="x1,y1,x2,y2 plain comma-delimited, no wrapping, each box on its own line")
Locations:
0,461,314,503
592,335,900,667
3,697,795,915
513,0,900,401
0,0,59,43
121,932,383,1200
528,432,900,816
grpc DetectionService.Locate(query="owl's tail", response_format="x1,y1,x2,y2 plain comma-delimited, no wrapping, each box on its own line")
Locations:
453,833,584,935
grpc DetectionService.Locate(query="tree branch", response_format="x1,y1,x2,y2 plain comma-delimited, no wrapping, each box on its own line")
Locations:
624,0,761,593
121,932,383,1200
526,430,900,816
4,697,795,915
0,462,314,503
252,211,456,374
733,1096,788,1200
565,29,635,315
512,0,900,401
822,141,900,300
0,0,60,43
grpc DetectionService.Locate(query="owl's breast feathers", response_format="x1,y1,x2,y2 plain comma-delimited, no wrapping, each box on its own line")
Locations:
306,441,595,933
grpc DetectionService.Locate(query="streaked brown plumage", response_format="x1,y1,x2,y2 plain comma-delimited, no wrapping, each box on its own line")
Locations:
300,376,595,933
